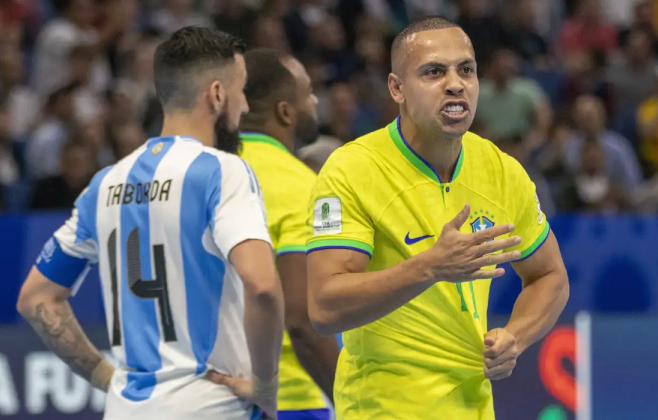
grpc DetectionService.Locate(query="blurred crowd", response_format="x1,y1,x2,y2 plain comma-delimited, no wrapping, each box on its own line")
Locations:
3,0,658,215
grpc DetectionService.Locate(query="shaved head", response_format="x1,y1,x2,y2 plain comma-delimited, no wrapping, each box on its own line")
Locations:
391,16,463,74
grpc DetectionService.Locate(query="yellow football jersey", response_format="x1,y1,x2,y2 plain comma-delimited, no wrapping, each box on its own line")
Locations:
240,133,326,411
306,118,549,420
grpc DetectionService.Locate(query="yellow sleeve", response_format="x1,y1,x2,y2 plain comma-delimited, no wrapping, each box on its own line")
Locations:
306,148,375,257
503,157,550,260
274,174,314,256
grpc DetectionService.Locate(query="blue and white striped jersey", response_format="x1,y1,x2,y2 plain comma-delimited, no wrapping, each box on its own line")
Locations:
36,136,271,418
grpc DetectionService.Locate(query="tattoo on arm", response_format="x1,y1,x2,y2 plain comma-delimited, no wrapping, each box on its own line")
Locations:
24,301,104,382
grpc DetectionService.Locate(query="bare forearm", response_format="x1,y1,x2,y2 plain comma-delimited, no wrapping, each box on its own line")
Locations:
244,291,285,381
289,329,339,401
505,272,569,353
22,300,108,386
311,255,435,335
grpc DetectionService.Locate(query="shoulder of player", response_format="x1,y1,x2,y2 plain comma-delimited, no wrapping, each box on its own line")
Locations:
463,132,527,179
322,133,382,174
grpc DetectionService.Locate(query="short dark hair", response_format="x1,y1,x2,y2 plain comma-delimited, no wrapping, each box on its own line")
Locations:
391,16,461,69
153,26,246,110
243,48,296,116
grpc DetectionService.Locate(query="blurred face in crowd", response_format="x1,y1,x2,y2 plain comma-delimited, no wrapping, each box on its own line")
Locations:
0,106,10,144
512,0,535,28
489,49,518,84
357,37,386,68
635,1,654,27
131,39,157,82
580,140,606,176
282,57,319,146
67,0,96,28
109,90,135,124
113,122,145,159
574,95,606,134
213,54,250,152
329,83,357,120
389,28,479,139
61,144,95,188
166,0,193,15
68,47,94,85
252,16,289,51
576,0,600,23
626,30,653,63
0,48,23,87
459,0,485,18
314,17,345,52
50,91,75,121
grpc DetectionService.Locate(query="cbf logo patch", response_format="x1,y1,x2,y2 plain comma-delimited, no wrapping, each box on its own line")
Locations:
469,209,495,242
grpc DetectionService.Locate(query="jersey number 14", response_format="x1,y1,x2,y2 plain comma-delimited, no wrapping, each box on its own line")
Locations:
107,228,178,346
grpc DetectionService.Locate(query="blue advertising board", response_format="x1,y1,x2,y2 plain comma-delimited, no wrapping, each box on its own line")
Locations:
2,212,658,325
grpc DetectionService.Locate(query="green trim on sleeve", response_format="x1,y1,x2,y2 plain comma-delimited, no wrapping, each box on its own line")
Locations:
306,238,374,256
275,245,307,255
518,222,550,260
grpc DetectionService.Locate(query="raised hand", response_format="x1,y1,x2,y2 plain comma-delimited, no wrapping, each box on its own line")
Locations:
427,204,522,282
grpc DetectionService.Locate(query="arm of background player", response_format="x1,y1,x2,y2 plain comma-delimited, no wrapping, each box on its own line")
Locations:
507,231,569,353
16,267,114,391
277,253,339,401
231,240,285,383
307,248,438,336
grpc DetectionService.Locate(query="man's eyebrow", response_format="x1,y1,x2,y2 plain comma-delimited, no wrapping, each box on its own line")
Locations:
418,59,476,71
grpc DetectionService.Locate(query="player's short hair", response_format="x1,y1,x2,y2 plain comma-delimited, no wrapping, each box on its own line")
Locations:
243,48,297,116
153,26,246,110
391,16,462,70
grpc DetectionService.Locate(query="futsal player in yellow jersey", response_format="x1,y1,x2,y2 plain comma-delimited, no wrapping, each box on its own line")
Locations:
306,17,570,420
214,48,339,420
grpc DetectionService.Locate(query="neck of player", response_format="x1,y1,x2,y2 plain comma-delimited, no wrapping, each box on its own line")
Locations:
400,116,462,182
160,111,216,147
241,117,295,152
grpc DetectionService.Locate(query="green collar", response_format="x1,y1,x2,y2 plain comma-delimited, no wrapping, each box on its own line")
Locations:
387,116,464,183
240,132,290,154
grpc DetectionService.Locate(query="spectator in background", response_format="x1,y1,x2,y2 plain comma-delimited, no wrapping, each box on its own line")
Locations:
212,0,258,45
311,16,359,83
251,14,290,52
636,70,658,176
557,139,629,212
25,83,77,180
557,0,618,57
0,93,20,210
0,47,38,141
29,140,94,210
322,82,359,142
115,31,160,124
618,0,658,52
31,0,122,98
564,95,643,189
497,135,556,218
151,0,211,35
561,48,615,118
109,120,144,160
503,0,550,69
297,134,343,173
476,49,552,148
605,28,657,112
456,0,507,65
67,45,103,123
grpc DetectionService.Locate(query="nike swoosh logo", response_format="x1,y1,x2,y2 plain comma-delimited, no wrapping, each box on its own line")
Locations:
404,232,435,245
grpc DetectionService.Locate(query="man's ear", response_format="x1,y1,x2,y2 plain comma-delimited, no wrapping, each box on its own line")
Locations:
275,101,294,127
209,80,225,113
388,73,405,104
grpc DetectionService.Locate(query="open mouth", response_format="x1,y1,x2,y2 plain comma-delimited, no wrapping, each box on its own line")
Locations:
440,102,470,122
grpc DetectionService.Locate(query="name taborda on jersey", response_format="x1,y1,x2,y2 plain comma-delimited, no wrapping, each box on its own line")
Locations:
106,179,173,207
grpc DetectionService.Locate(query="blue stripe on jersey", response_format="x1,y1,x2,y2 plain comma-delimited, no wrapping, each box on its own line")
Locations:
75,165,114,243
240,159,255,193
120,137,175,401
181,152,226,374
